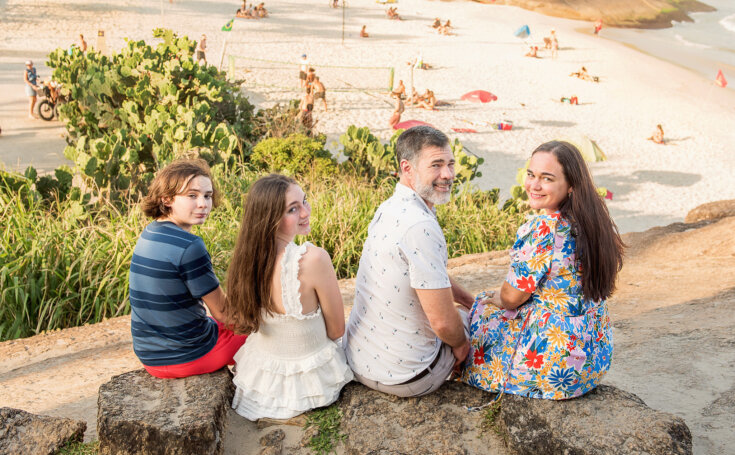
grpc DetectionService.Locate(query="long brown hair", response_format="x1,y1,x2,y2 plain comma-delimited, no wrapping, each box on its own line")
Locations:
532,141,625,302
224,174,296,334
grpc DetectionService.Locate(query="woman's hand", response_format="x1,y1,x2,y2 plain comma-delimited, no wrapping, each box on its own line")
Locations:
478,289,503,309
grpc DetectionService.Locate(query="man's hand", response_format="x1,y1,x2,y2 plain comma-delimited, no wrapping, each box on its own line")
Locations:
452,338,470,368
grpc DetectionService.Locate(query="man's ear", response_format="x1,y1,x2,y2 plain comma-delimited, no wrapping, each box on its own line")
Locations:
161,196,173,208
399,159,412,176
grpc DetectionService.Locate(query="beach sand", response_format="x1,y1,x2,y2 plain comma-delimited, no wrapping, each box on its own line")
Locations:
1,0,734,234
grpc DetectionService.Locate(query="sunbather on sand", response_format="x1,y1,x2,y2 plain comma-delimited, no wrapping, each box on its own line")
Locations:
570,66,599,82
525,46,539,58
360,25,369,38
408,88,421,105
560,96,579,105
386,7,401,20
418,89,436,110
648,124,664,144
432,18,441,28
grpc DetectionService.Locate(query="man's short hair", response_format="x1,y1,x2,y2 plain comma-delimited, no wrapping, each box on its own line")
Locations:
395,126,450,172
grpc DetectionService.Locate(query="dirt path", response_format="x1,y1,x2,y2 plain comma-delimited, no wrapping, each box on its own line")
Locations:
1,217,733,453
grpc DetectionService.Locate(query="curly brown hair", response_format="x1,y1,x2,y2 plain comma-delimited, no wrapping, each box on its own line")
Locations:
141,159,219,219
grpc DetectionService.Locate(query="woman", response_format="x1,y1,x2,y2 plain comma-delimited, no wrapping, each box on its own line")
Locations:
460,141,624,399
388,91,404,128
226,174,353,420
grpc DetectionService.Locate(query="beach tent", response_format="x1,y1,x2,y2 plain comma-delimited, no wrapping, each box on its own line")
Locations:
559,134,606,162
716,69,728,88
514,25,530,39
461,90,497,103
394,120,434,130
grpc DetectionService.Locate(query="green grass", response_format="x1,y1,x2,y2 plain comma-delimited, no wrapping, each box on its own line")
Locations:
480,401,503,437
304,404,346,455
56,440,99,455
0,167,527,341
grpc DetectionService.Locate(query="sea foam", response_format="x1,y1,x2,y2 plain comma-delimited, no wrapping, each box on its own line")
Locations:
674,34,710,48
720,13,735,34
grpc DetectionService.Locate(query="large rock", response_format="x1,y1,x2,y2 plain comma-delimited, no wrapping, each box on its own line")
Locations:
337,381,507,454
685,199,735,223
499,384,692,455
97,368,234,455
0,407,86,455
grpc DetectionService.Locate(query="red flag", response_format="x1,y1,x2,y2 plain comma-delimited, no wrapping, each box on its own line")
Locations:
716,70,727,88
605,190,613,200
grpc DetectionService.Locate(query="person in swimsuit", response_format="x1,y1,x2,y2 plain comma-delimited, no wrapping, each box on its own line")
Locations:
360,25,369,38
391,79,405,98
389,92,405,128
298,54,309,88
648,124,664,144
313,76,327,111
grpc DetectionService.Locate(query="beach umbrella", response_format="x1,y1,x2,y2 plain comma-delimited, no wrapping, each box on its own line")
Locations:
558,134,606,162
461,90,497,103
394,120,434,130
514,25,530,39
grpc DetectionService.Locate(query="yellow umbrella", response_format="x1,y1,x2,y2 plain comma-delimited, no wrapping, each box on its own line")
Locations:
558,134,606,162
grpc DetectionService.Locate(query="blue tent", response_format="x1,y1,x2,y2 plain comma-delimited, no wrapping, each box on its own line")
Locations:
514,25,530,39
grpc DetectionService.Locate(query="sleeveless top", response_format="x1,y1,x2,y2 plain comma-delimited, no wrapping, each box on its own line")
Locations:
26,67,37,85
231,242,353,420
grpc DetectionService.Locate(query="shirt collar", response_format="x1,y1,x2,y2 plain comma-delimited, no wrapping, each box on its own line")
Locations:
394,182,436,216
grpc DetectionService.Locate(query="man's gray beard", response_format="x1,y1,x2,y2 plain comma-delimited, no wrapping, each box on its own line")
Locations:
416,180,452,206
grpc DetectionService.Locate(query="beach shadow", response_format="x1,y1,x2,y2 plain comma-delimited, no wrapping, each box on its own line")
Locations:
530,119,576,128
631,170,701,187
664,136,692,144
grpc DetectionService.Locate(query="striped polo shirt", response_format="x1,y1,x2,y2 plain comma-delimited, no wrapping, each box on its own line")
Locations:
129,221,220,366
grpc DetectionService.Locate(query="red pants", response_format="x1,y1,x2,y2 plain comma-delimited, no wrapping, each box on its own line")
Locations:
144,320,247,379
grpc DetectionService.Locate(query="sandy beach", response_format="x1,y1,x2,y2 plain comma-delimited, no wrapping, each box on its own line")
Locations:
1,0,735,233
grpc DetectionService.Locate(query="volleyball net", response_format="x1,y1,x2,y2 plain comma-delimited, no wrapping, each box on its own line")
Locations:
224,54,395,92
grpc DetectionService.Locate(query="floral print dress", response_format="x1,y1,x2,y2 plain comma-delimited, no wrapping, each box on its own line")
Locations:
460,212,613,400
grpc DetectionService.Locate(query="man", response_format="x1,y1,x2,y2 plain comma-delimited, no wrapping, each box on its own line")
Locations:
312,76,327,111
23,60,39,119
298,54,309,88
343,126,474,397
196,34,207,65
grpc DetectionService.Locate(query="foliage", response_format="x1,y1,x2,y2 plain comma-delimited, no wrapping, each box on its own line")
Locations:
251,134,336,177
252,100,313,140
480,401,503,437
46,28,255,202
304,405,346,455
57,440,99,455
450,138,484,186
339,126,398,181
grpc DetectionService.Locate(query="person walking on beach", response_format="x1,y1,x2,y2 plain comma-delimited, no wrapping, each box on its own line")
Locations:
23,60,39,119
196,34,207,65
388,92,404,128
298,54,309,88
313,76,327,111
343,126,475,397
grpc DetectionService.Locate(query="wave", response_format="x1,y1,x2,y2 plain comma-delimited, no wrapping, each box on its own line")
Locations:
720,13,735,34
674,34,711,49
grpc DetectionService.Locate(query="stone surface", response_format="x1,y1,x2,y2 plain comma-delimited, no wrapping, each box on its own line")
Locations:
499,384,693,455
97,368,234,455
684,199,735,224
0,407,86,455
337,381,507,455
259,429,285,455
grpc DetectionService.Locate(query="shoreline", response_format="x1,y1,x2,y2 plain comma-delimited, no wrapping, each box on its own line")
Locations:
471,0,717,29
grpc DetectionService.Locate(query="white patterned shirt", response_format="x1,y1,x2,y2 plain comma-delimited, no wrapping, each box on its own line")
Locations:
343,183,451,385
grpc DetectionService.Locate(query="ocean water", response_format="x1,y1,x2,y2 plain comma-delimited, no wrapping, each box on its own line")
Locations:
601,0,735,85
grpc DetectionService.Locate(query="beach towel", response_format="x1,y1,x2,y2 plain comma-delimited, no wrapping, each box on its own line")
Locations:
451,128,477,133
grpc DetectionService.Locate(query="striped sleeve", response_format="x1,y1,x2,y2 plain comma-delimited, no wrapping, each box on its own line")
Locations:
180,237,220,299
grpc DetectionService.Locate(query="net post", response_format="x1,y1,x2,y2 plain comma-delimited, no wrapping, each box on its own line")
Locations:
228,55,235,81
388,67,394,92
218,37,228,72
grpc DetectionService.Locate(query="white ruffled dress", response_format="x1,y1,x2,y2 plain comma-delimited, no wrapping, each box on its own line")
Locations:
231,242,354,420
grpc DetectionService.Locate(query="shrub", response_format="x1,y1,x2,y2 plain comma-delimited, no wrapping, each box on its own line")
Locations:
251,134,336,177
46,28,255,202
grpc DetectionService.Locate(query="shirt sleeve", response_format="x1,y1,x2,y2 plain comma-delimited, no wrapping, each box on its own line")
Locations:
179,237,220,299
505,216,556,294
399,220,451,290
